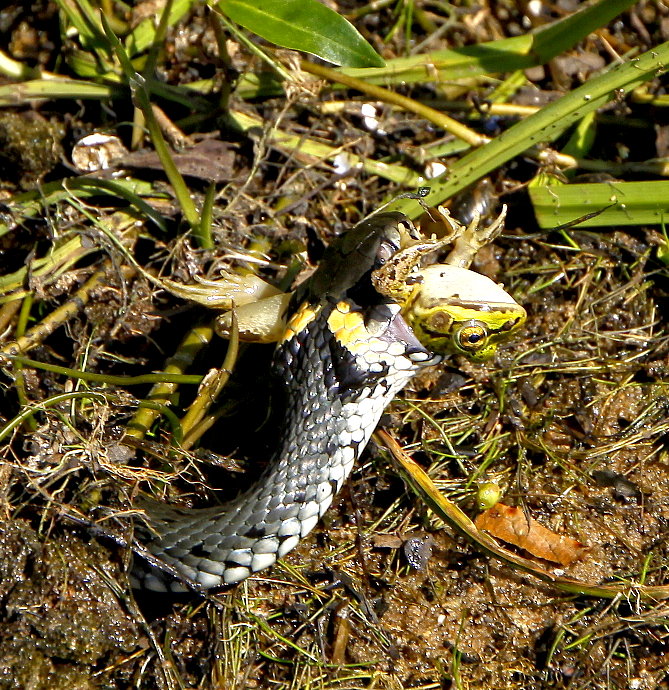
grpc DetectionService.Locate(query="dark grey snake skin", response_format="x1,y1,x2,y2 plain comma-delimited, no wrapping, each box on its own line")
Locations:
136,214,442,591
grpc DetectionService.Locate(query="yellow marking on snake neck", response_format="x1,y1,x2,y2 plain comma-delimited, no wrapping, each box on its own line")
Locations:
328,301,373,352
279,302,320,344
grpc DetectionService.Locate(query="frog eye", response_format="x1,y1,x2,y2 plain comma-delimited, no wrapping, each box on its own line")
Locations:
455,322,489,353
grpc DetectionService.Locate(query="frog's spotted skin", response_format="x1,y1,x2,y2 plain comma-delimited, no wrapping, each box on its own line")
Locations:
135,213,524,592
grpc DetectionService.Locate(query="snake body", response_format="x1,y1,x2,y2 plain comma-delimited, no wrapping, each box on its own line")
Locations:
135,214,472,591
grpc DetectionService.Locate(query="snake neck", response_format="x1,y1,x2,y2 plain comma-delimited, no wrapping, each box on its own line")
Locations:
136,298,440,592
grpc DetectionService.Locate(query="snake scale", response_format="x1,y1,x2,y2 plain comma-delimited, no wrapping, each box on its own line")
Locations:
134,212,525,592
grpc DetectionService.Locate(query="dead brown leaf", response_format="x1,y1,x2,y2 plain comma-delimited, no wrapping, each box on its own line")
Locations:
475,503,589,567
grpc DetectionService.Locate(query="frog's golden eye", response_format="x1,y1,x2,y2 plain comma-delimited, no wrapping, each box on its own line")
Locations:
455,322,489,353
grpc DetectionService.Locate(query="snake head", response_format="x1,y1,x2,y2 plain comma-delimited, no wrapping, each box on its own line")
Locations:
302,212,422,301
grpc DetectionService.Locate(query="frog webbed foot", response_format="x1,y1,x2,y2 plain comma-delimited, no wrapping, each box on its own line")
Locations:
419,204,508,270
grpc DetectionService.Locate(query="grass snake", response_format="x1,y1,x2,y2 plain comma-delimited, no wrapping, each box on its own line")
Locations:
134,212,525,592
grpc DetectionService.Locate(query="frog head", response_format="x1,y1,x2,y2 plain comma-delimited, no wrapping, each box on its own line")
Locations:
402,264,526,362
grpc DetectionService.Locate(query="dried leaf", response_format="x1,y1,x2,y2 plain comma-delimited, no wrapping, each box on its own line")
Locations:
371,534,403,549
475,503,589,566
123,139,238,182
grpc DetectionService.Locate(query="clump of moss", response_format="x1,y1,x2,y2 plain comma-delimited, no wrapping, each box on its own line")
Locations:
0,110,65,189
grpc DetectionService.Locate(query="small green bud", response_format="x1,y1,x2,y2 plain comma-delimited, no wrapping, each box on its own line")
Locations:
477,482,501,511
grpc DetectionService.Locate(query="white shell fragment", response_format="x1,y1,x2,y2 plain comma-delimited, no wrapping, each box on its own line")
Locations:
71,133,128,172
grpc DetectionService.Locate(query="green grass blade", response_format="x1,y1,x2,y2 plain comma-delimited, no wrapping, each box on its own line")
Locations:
530,0,637,62
530,180,669,228
234,0,637,98
341,0,637,85
100,15,201,233
2,176,168,237
54,0,110,56
0,78,119,106
143,0,174,78
197,182,216,250
389,41,669,219
124,0,196,56
74,178,169,232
